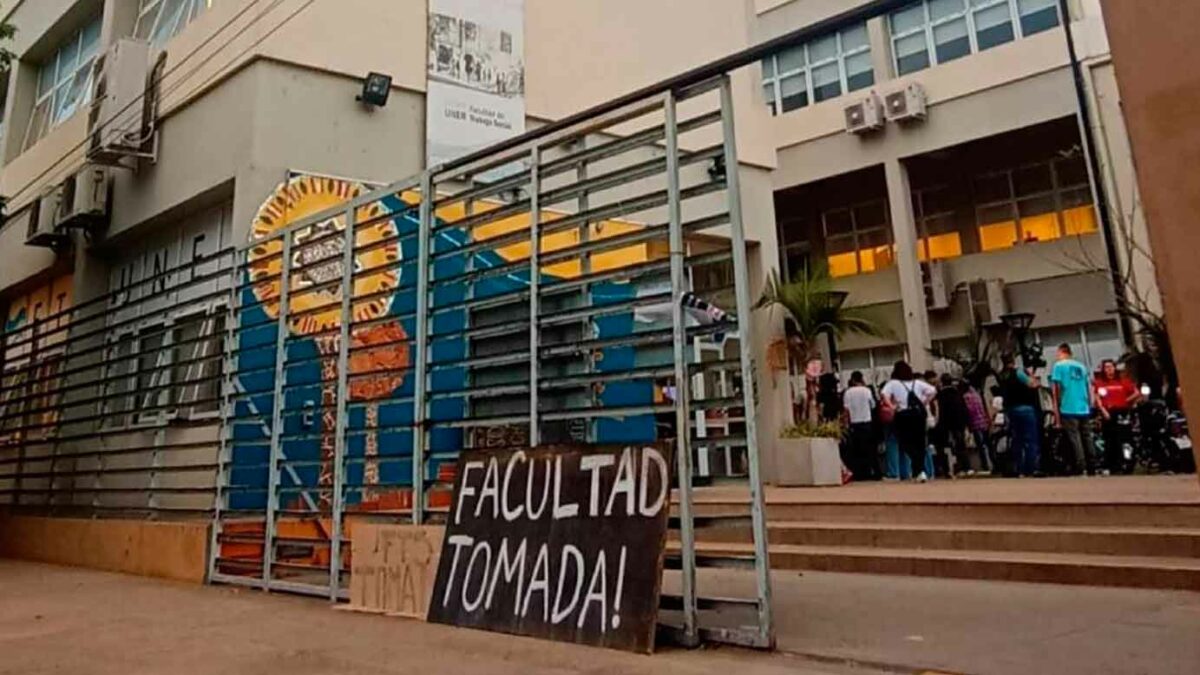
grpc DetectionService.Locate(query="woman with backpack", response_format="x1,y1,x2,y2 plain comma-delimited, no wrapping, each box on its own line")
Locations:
882,361,938,482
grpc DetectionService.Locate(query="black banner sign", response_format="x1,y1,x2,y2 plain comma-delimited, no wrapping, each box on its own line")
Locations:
427,444,672,653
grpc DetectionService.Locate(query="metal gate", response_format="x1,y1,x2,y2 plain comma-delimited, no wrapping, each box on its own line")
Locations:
207,76,771,648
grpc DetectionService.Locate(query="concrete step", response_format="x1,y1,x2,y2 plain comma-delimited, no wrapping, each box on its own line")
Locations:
691,522,1200,558
693,541,1200,591
689,500,1200,528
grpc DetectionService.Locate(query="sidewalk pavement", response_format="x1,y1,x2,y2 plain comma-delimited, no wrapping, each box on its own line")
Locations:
3,558,1197,675
687,568,1200,675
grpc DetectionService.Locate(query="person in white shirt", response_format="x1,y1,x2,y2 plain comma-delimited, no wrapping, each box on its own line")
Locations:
842,371,879,480
881,361,938,482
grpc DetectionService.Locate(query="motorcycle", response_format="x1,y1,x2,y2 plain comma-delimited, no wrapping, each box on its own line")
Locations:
1167,408,1196,473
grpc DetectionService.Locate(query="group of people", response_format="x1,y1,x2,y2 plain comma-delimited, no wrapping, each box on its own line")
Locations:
828,343,1146,483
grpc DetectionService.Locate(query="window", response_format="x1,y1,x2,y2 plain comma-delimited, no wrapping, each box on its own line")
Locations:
823,200,893,277
973,152,1098,252
101,307,226,426
23,16,102,151
913,185,964,261
135,0,213,50
761,22,874,115
889,0,1060,76
171,310,226,418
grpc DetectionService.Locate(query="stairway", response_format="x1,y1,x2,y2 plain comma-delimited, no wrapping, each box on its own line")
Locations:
687,497,1200,591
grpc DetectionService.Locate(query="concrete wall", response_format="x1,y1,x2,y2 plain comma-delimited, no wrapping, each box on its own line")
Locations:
0,516,209,583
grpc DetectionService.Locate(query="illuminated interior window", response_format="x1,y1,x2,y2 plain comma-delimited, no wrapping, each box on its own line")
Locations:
821,201,893,277
972,154,1096,253
828,252,859,278
918,233,964,261
1062,205,1098,235
979,222,1019,251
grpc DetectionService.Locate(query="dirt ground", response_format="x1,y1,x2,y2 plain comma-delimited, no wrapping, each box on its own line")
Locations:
0,560,873,675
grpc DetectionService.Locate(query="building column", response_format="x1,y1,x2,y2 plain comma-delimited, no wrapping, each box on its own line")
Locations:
884,159,932,370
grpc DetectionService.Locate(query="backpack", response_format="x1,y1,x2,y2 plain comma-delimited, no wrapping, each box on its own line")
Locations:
896,382,927,425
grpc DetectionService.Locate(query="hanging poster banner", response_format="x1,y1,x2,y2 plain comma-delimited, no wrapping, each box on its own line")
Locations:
426,0,526,169
428,444,673,654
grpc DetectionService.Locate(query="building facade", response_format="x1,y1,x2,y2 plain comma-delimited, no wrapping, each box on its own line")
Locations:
0,0,1157,481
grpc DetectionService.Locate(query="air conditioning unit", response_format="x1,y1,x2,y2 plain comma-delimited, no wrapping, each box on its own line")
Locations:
967,278,1008,326
844,93,884,134
884,83,927,123
25,186,68,248
923,259,952,310
56,165,111,233
87,38,153,166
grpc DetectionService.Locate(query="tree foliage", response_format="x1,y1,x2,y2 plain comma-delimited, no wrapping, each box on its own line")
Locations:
0,19,15,75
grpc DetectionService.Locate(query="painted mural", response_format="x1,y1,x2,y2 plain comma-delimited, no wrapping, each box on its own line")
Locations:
0,274,74,443
230,174,668,515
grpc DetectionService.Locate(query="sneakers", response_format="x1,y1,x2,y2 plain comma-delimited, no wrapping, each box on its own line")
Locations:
916,472,929,483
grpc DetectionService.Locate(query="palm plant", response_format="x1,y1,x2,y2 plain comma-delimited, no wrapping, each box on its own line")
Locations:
755,263,889,422
755,263,887,365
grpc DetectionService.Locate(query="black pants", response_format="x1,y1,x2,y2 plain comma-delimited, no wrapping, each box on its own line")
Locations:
847,422,880,481
1101,411,1131,472
935,427,969,476
894,411,928,477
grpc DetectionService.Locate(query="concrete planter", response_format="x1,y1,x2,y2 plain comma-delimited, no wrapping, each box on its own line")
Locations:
771,436,842,487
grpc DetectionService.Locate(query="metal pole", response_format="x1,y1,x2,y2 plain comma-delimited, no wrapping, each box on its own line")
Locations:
329,205,355,600
664,89,699,646
208,251,240,584
412,173,433,525
1057,0,1133,346
528,148,542,446
718,75,775,648
262,234,293,585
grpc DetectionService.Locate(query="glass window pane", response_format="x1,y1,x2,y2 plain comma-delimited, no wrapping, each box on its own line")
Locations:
895,33,931,75
978,222,1018,251
80,18,102,63
930,0,967,22
855,201,889,230
779,73,808,112
973,172,1011,203
891,3,928,35
136,3,162,39
152,0,189,47
24,100,50,150
828,251,859,277
841,23,870,52
1055,155,1089,187
762,82,777,115
824,209,854,237
1013,163,1053,196
1018,0,1060,35
56,37,81,84
926,232,963,259
1059,186,1093,210
1063,204,1098,235
811,62,842,102
977,202,1016,225
1019,210,1061,244
777,44,806,73
808,34,839,63
761,56,775,79
37,61,56,98
845,52,875,92
975,4,1016,50
933,17,971,63
52,71,89,124
1017,194,1058,218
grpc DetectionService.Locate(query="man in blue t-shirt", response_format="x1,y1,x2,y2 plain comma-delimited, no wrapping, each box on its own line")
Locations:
1050,343,1097,475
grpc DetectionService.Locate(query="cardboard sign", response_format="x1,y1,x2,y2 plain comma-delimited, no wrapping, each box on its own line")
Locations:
349,524,444,619
427,444,672,653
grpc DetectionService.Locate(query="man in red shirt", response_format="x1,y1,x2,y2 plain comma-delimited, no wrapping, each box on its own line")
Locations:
1095,359,1142,473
